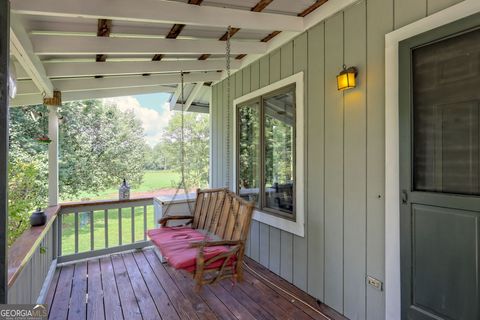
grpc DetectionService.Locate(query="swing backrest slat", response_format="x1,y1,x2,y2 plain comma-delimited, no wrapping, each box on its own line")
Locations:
191,188,254,242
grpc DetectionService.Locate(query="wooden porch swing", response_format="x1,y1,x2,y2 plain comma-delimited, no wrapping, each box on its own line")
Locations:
147,27,255,289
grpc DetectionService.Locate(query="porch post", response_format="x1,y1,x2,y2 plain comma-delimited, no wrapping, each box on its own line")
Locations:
0,0,10,304
44,91,61,206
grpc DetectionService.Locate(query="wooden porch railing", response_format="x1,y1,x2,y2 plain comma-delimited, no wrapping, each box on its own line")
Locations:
7,197,156,304
57,197,155,263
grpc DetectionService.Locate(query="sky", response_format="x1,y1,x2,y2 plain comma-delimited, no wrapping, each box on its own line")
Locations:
102,92,173,147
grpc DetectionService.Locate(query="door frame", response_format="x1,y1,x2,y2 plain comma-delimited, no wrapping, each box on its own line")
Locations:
384,1,480,319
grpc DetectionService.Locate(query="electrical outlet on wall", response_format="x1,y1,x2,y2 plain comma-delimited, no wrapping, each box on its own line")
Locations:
366,275,383,291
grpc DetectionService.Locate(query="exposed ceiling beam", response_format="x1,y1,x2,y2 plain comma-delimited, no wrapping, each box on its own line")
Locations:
9,14,54,97
298,0,329,17
31,35,267,55
153,0,204,61
49,72,222,92
96,19,112,62
171,103,209,114
184,82,204,112
200,0,274,61
11,0,304,32
169,85,182,109
12,85,177,107
43,60,241,78
224,0,357,83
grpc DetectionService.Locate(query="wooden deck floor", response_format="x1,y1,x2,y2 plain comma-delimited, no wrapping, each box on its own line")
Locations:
46,248,346,320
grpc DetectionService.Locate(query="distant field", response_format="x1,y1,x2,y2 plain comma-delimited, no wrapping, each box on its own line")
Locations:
63,170,180,201
60,170,181,254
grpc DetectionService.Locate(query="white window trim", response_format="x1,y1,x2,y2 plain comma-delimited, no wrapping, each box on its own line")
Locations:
232,71,305,237
384,1,480,319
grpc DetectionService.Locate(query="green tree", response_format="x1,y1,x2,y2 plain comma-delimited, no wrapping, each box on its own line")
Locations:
8,100,148,245
161,112,209,189
58,100,147,197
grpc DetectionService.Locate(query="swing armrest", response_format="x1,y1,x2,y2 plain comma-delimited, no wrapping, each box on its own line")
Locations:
159,215,194,227
190,240,244,248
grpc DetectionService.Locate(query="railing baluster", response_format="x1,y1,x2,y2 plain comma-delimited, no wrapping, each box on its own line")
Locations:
58,213,63,257
90,211,94,251
105,209,108,249
131,207,135,243
118,208,122,246
143,205,147,241
74,211,79,253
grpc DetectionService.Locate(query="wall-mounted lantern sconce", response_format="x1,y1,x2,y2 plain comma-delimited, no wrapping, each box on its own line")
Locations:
337,65,358,90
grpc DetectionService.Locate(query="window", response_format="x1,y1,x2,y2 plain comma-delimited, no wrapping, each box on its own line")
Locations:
236,85,296,219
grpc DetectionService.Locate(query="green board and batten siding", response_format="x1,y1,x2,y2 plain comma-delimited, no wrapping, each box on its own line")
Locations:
210,0,464,318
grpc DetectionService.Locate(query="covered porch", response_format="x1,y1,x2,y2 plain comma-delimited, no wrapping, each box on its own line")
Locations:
1,0,480,320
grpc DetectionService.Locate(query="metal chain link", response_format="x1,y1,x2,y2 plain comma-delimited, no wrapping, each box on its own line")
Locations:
225,26,232,188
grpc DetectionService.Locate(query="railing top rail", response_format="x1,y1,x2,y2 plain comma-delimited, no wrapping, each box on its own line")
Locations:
59,197,154,214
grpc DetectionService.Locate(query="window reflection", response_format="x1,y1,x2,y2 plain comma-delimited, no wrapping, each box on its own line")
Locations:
263,91,295,214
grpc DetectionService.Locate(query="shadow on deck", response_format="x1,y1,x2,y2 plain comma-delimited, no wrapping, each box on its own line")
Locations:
46,248,346,320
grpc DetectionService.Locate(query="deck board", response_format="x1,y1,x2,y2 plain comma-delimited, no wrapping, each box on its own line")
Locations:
46,248,344,320
86,259,105,320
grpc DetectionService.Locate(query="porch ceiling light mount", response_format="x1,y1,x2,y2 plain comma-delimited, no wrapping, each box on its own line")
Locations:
337,65,358,90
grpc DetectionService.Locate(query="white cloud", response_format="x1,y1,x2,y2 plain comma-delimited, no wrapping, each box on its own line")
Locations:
102,96,172,147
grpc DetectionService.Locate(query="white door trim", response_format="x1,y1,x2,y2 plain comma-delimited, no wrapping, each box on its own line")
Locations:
384,1,480,319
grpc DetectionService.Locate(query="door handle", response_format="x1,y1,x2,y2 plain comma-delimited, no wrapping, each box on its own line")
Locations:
401,190,408,205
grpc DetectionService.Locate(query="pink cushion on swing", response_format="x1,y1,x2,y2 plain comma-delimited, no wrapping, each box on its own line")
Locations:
147,227,235,272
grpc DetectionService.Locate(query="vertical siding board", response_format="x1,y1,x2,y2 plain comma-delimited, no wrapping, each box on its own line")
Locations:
269,227,281,274
280,40,294,282
250,221,260,262
259,55,270,88
394,0,427,29
427,0,463,15
324,12,345,312
281,42,294,79
242,66,251,95
251,61,260,91
280,231,293,281
343,2,367,319
292,33,308,291
217,82,224,188
211,85,218,187
241,67,251,256
306,21,326,300
269,49,281,83
224,79,230,187
256,55,268,268
259,222,270,267
228,75,237,189
366,0,393,319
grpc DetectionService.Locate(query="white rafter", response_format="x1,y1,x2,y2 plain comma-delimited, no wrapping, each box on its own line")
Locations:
169,85,182,110
50,72,221,92
11,0,304,32
184,82,204,112
31,35,267,56
9,14,54,97
12,85,177,107
43,60,240,78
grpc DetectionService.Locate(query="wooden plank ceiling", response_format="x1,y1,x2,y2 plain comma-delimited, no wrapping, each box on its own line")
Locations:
9,0,329,107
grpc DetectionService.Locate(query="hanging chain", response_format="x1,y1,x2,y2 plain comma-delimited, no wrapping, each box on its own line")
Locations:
180,71,185,184
163,71,193,216
225,26,232,188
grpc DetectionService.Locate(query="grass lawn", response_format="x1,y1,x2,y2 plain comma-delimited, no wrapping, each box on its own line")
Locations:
60,170,180,255
61,206,156,255
63,170,180,201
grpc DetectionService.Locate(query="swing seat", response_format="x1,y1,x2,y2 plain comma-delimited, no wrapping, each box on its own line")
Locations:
147,188,255,289
148,227,235,272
